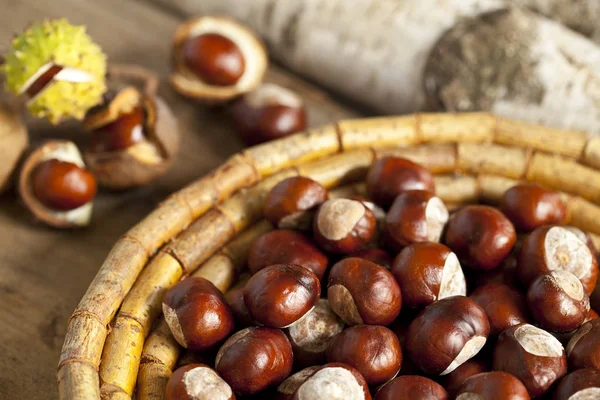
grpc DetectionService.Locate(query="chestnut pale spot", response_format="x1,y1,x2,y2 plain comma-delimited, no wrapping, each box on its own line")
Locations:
456,394,485,400
545,227,593,279
438,252,467,299
328,285,363,325
296,367,365,400
570,388,600,400
163,303,187,348
288,299,344,351
515,324,564,357
567,322,593,356
277,366,320,395
183,366,232,400
425,196,449,242
244,83,303,109
441,336,487,375
551,270,585,301
317,199,366,240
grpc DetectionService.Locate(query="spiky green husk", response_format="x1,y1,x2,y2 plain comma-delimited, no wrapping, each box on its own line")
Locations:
2,19,107,124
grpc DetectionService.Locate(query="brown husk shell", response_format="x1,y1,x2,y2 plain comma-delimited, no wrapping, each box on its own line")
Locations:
170,16,268,102
0,102,28,193
83,87,180,190
19,140,93,229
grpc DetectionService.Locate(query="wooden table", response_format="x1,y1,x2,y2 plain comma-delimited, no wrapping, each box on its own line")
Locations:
0,1,361,398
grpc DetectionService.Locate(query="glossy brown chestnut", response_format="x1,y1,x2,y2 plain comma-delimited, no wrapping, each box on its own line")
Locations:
244,264,320,328
215,327,293,395
286,299,345,368
326,325,402,386
456,371,530,400
554,368,600,400
501,183,566,232
264,176,328,230
225,286,254,329
406,296,489,375
231,84,307,145
392,242,466,310
182,33,245,86
493,324,567,397
247,230,328,279
31,159,97,211
348,248,393,270
384,190,449,252
366,157,435,209
442,359,488,398
527,270,590,333
276,366,321,400
470,283,530,336
444,205,516,270
327,257,402,326
292,363,372,400
89,106,146,153
470,254,519,290
566,318,600,370
163,277,234,351
517,226,598,294
313,198,376,254
375,375,448,400
166,363,234,400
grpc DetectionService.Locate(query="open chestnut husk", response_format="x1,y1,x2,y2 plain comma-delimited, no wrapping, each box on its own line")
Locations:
0,102,28,194
170,16,268,103
19,140,96,228
83,86,179,190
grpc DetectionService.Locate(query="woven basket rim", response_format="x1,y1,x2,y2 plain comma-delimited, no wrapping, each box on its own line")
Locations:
57,112,600,400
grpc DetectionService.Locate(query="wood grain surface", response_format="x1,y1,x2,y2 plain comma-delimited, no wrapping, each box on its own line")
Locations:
0,1,360,398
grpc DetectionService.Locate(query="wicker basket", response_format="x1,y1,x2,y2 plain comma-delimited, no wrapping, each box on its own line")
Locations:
56,112,600,400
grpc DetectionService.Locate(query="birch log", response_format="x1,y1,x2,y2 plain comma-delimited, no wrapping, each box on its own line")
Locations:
154,0,600,135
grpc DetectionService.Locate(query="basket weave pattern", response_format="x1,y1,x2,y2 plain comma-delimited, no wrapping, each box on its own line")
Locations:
57,112,600,400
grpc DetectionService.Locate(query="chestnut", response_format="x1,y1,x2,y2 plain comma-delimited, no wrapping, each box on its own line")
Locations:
517,226,599,294
313,198,376,254
327,258,402,326
566,318,600,370
375,376,448,400
442,359,488,398
391,242,466,309
470,254,519,290
83,86,180,190
406,296,490,375
469,283,530,336
276,366,321,400
264,176,328,230
366,156,435,209
170,16,268,102
166,364,234,400
326,325,402,386
493,324,567,397
501,183,566,232
163,277,234,351
231,84,307,146
244,264,320,328
182,33,245,86
348,248,393,270
292,363,371,400
444,205,516,270
565,226,598,257
384,190,449,252
215,327,293,395
456,371,530,400
225,286,254,329
19,141,97,228
247,230,328,279
286,299,345,367
527,270,590,333
554,368,600,400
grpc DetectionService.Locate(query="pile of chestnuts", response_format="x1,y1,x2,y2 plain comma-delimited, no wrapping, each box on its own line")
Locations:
162,156,600,400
